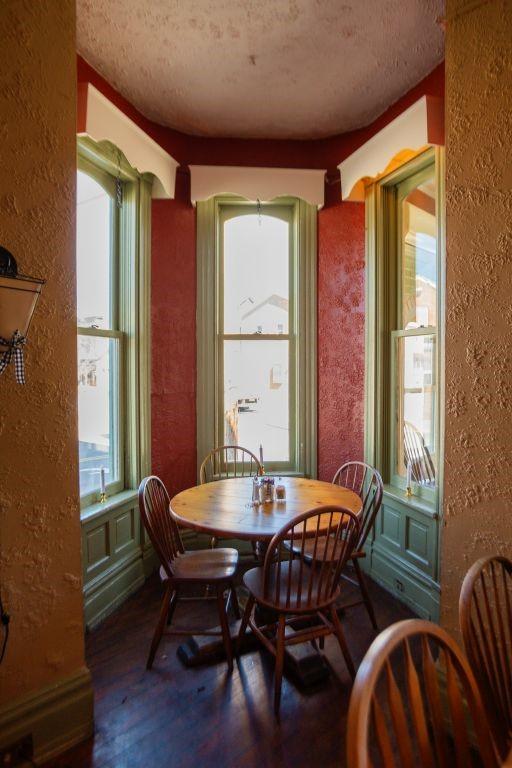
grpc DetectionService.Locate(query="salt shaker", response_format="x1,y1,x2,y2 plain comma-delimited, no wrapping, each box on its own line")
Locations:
252,476,260,505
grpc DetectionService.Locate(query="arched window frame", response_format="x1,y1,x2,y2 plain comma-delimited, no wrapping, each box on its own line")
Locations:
196,195,317,478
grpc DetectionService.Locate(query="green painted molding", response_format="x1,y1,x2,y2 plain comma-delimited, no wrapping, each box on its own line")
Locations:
80,489,138,525
298,198,318,478
84,550,145,630
196,195,317,479
77,137,157,629
435,146,446,535
196,197,217,480
81,493,150,629
77,136,151,505
370,544,441,620
364,148,444,616
0,667,93,765
138,176,153,481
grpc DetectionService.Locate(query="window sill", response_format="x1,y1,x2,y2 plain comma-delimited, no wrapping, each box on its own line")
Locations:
80,489,138,524
383,484,438,520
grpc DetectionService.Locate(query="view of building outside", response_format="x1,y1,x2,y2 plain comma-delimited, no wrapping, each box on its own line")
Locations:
397,175,437,482
77,171,116,496
222,212,291,462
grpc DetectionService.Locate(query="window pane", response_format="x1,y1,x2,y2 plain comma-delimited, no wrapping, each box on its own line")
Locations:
223,213,289,335
77,171,113,329
78,334,120,496
395,333,436,486
223,340,289,462
401,172,436,330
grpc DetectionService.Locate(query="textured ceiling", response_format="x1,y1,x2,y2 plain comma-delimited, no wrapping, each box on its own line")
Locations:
77,0,445,140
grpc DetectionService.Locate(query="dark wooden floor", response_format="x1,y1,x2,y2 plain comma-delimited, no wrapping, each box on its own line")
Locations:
47,570,415,768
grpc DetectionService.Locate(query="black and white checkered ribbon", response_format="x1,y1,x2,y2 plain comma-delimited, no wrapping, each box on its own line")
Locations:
0,330,26,384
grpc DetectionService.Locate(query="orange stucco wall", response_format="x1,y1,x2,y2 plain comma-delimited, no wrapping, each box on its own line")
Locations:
441,0,512,637
0,1,89,705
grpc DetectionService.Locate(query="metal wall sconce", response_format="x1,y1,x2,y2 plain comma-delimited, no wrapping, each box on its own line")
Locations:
0,246,45,384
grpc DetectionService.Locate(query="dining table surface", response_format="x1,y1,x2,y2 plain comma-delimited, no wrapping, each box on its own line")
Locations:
170,476,363,542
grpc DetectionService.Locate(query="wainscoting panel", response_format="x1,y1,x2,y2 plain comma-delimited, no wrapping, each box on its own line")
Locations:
82,492,150,630
365,490,440,620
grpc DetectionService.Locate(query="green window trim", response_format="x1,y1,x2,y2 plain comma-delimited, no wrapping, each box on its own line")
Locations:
77,137,152,515
196,195,317,479
364,146,445,522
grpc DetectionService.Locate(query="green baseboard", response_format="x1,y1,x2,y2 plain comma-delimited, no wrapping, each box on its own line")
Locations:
368,543,440,620
84,550,145,630
0,667,93,765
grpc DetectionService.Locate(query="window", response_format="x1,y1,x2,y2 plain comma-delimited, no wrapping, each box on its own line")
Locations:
77,167,122,501
221,205,293,466
365,148,443,505
197,197,317,477
77,139,151,508
392,165,438,493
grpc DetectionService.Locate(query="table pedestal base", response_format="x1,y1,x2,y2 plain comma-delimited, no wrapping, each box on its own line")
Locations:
176,617,330,689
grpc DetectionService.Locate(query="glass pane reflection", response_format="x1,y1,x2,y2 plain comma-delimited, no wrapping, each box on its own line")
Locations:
223,340,289,462
223,214,289,335
396,333,436,486
78,334,119,496
77,171,112,329
401,174,437,330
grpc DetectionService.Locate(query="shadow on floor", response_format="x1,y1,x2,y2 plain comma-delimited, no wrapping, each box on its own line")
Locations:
45,570,415,768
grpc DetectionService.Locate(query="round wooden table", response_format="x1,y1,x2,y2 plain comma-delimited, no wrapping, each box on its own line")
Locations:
170,476,362,543
170,476,363,685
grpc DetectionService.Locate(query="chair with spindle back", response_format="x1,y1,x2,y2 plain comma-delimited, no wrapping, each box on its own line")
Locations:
460,555,512,760
139,476,240,672
238,505,360,716
332,461,383,628
200,445,262,554
404,421,436,486
287,462,382,629
199,445,262,485
347,619,499,768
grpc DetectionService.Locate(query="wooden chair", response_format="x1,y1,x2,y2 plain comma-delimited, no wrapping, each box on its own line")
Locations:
332,461,383,629
286,462,382,631
404,420,436,486
238,505,360,716
138,476,239,672
199,444,262,485
200,445,262,554
347,619,499,768
460,555,512,760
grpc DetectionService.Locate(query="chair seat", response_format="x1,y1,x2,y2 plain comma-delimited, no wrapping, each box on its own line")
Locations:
243,560,340,613
160,547,238,583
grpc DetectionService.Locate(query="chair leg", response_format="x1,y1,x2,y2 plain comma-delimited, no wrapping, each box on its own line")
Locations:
147,584,173,670
274,614,286,717
230,580,240,620
167,588,179,625
237,594,255,653
216,584,233,673
352,557,378,630
330,604,355,680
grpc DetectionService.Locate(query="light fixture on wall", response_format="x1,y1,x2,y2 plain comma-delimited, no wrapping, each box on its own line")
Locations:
0,246,45,384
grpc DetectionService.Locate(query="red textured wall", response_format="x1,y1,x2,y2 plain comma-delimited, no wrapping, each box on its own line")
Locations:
151,172,197,496
317,195,365,480
77,56,444,492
